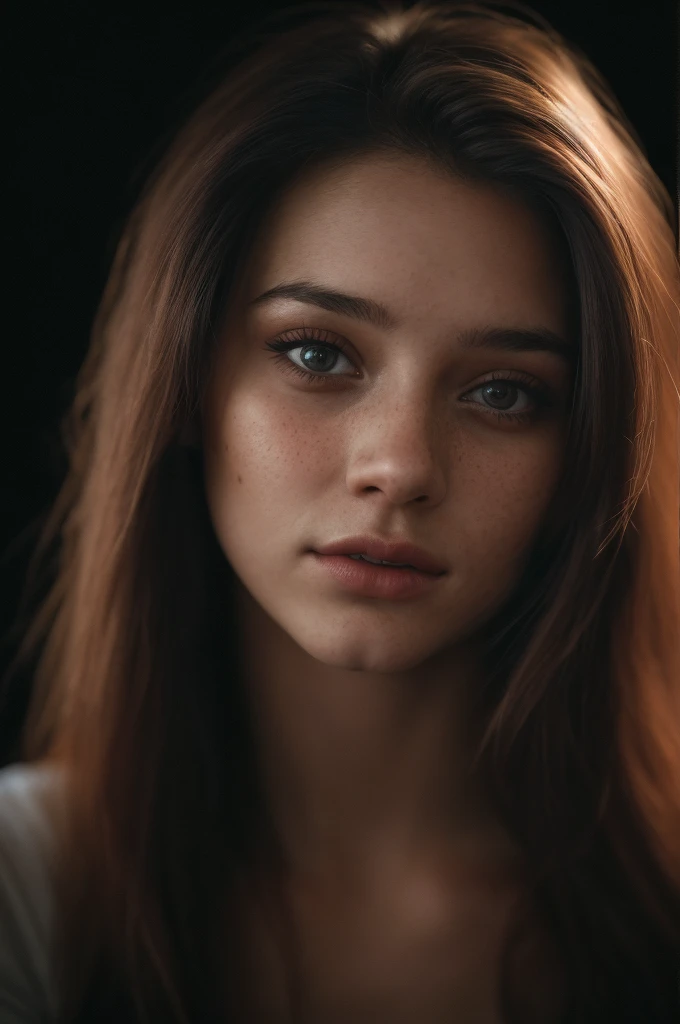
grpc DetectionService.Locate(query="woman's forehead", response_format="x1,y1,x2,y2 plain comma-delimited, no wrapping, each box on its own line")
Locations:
234,152,572,340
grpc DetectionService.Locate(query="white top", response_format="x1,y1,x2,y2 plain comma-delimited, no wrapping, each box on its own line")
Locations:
0,761,61,1022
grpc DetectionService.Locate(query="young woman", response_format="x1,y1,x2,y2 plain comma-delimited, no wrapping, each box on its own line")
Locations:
1,1,678,1021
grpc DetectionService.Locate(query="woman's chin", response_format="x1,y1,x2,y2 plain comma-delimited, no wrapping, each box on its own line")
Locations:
294,630,443,675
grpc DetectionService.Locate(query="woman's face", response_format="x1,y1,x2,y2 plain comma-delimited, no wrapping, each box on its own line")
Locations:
202,152,574,674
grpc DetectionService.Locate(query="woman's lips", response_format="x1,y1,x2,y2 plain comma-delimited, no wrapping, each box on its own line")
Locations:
311,552,444,600
312,536,447,575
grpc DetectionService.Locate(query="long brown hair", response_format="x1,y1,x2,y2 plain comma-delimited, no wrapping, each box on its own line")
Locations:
5,1,679,1020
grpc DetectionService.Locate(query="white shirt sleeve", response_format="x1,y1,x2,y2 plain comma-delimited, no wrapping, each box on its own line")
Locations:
0,762,62,1023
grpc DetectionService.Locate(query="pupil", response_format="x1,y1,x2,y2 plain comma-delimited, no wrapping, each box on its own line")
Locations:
302,345,335,371
483,382,516,409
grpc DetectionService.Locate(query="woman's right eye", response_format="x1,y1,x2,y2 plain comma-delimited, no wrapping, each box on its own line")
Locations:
265,332,357,382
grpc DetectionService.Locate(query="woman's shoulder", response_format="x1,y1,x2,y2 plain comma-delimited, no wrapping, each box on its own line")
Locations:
0,759,66,1022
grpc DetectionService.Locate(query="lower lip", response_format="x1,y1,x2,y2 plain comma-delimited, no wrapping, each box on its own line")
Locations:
311,553,444,600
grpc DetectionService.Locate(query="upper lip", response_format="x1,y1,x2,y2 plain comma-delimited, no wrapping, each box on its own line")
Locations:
313,536,447,575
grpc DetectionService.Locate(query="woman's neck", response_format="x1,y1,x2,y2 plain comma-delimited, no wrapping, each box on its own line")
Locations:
234,579,516,879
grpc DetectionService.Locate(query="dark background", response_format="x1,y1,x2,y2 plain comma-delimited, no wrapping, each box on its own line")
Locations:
2,0,678,764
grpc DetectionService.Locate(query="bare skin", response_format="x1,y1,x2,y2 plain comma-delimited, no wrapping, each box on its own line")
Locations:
201,151,574,1020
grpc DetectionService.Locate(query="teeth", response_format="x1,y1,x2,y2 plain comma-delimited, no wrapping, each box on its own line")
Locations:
348,553,413,568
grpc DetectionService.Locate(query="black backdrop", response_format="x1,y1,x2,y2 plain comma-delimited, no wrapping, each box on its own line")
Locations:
2,0,678,765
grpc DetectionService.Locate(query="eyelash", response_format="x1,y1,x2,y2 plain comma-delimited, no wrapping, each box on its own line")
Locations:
265,327,555,424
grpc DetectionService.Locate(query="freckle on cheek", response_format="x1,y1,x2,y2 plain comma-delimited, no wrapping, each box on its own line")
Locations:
237,475,243,484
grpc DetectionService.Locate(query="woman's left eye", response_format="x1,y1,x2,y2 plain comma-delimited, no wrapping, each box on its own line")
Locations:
265,329,555,424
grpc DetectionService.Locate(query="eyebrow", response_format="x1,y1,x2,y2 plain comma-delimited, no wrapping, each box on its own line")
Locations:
248,280,574,360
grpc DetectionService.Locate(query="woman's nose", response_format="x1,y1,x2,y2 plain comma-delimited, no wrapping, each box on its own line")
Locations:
343,388,447,507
